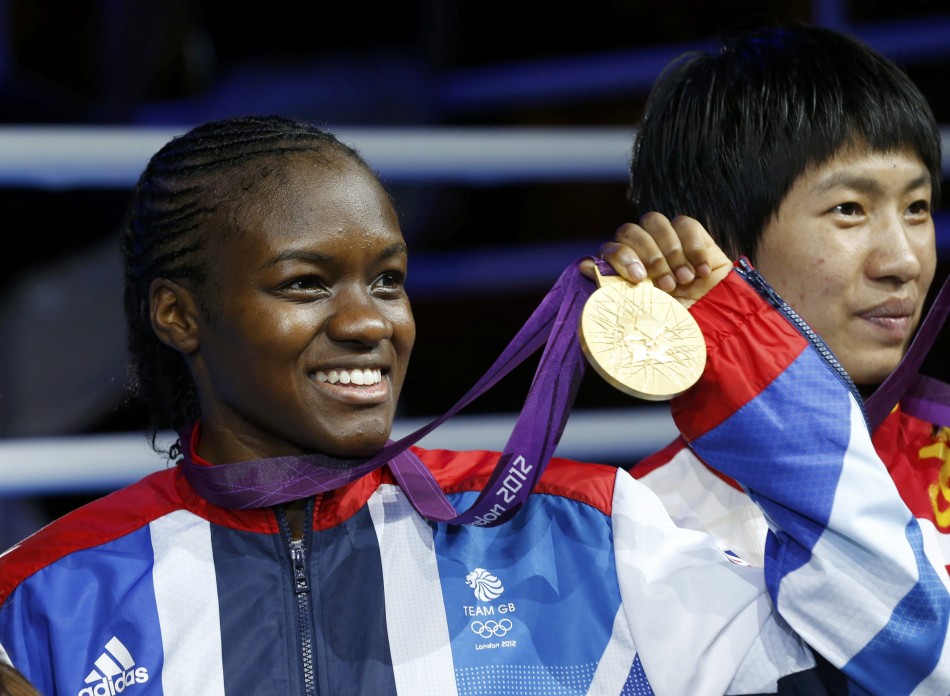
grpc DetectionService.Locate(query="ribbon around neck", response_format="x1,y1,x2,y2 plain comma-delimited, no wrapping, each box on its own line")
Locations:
179,257,610,526
866,273,950,430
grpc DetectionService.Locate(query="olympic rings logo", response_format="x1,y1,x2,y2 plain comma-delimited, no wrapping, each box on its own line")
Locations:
470,619,513,638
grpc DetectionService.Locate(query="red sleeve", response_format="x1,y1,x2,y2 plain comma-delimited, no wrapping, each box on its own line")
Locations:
671,270,809,441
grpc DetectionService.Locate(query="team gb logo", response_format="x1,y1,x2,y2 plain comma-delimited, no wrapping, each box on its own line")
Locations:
465,568,505,601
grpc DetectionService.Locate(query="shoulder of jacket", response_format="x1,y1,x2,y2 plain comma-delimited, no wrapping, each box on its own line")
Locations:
0,469,183,604
412,447,618,518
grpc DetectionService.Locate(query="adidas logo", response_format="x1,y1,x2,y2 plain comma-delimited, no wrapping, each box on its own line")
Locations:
77,636,149,696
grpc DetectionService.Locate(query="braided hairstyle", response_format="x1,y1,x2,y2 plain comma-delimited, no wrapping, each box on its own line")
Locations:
121,115,373,454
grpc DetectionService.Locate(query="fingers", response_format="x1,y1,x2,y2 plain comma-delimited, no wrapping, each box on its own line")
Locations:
605,213,709,292
598,213,732,305
597,240,648,283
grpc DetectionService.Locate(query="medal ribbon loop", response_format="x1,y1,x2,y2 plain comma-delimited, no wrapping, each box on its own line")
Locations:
179,258,606,526
866,274,950,429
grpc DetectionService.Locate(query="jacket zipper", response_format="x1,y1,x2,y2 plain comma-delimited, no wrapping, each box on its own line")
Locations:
734,259,870,429
276,498,318,696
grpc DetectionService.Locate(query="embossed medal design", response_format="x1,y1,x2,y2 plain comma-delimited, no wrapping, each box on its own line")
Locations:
580,267,706,400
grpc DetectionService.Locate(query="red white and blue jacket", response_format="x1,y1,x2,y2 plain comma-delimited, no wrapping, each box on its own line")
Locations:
1,270,948,696
636,406,950,573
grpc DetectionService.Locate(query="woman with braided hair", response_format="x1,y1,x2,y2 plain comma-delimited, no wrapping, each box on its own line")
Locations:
0,115,947,695
120,117,372,458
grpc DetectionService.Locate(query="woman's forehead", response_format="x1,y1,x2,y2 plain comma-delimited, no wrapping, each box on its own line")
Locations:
219,149,361,200
216,150,384,218
208,155,402,262
808,143,928,178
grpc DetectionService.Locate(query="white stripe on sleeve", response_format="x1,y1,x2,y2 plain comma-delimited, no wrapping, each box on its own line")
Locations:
611,468,777,696
150,510,226,696
776,398,928,661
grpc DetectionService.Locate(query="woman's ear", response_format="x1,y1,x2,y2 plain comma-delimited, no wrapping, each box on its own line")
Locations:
149,278,202,354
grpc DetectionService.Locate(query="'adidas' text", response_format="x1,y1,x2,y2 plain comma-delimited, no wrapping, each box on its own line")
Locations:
77,636,149,696
78,667,148,696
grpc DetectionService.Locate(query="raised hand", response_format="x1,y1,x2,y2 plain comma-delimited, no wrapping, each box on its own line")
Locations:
582,213,733,308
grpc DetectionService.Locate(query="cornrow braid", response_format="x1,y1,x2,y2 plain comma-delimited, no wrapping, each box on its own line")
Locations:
121,115,371,455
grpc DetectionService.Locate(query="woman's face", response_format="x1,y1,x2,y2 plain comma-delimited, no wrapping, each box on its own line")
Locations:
189,153,415,463
755,146,935,386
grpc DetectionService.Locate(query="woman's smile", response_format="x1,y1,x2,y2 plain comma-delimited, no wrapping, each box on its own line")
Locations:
186,151,416,463
311,367,390,404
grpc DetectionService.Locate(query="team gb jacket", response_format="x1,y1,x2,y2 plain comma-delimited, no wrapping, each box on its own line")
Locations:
1,269,948,696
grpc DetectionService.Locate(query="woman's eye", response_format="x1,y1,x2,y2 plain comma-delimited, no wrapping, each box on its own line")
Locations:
282,276,324,292
830,202,863,216
375,271,405,290
907,200,930,217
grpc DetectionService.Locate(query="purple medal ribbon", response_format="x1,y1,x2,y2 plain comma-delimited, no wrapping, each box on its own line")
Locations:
180,258,607,526
866,273,950,429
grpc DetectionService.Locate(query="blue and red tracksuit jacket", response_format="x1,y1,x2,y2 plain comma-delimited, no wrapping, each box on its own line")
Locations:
1,270,948,696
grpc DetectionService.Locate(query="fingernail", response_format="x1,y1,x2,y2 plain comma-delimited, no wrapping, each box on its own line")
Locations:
695,263,711,277
657,275,676,292
626,261,647,281
674,266,695,284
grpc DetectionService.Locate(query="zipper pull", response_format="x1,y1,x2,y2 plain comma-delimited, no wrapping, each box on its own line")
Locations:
290,539,310,595
735,258,784,308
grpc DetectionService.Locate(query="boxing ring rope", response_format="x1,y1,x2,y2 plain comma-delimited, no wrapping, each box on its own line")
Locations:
1,125,949,187
0,409,679,496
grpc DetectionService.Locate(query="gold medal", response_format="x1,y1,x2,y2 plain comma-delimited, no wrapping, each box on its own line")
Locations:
579,266,706,400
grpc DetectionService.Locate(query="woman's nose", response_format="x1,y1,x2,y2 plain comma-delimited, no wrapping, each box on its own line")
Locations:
325,287,392,345
866,214,928,285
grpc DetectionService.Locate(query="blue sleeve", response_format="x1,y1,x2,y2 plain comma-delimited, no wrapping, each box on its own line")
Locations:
677,270,950,695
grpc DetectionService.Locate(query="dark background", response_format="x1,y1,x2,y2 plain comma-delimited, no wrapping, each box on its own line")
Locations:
1,1,948,531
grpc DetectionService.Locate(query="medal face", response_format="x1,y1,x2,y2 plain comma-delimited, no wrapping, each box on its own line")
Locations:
579,271,706,400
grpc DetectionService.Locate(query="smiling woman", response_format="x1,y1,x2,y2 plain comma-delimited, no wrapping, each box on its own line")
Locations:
121,120,415,465
147,151,416,464
0,115,948,695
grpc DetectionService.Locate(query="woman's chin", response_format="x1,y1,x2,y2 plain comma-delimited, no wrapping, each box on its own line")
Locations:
314,431,393,460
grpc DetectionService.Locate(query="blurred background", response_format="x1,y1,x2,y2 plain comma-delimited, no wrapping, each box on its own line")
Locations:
1,0,949,544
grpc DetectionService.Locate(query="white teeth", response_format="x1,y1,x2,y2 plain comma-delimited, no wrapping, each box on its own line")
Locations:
314,368,382,386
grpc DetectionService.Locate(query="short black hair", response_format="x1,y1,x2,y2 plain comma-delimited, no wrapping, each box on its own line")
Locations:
121,115,375,451
628,25,942,261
